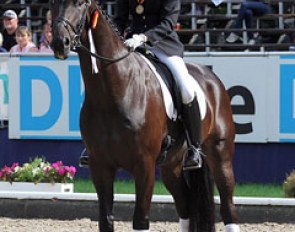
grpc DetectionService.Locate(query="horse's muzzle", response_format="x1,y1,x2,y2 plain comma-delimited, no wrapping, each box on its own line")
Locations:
51,36,71,60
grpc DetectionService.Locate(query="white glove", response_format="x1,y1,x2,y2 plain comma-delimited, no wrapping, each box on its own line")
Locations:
124,34,147,50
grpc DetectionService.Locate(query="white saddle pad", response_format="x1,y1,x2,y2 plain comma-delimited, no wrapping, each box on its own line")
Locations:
139,54,207,121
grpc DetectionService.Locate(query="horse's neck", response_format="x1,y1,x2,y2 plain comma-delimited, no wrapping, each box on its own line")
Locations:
87,12,126,66
79,13,134,106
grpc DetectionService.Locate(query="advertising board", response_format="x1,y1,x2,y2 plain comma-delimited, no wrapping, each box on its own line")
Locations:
7,53,295,142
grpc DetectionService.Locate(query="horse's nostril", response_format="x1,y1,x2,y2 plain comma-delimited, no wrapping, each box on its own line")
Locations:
63,37,70,46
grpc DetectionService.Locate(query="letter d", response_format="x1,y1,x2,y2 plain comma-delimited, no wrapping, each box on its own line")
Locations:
20,66,62,131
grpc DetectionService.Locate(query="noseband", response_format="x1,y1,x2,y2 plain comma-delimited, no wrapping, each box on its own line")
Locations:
53,0,90,51
52,0,130,63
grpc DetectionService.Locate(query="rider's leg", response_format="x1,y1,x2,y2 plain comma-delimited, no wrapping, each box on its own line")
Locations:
152,50,204,170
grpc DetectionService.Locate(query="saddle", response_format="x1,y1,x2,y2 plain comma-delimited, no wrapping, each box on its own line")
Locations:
136,47,182,116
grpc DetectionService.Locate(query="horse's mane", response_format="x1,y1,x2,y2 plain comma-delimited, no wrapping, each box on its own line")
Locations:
95,1,124,41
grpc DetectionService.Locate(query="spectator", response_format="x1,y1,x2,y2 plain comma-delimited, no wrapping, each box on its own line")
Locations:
0,33,7,52
39,10,52,48
226,0,271,45
39,23,53,53
1,10,18,51
46,10,52,26
10,26,38,53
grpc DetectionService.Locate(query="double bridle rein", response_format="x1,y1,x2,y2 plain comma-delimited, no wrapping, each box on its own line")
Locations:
52,0,130,63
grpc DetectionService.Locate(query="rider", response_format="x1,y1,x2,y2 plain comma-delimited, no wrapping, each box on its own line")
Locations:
80,0,204,170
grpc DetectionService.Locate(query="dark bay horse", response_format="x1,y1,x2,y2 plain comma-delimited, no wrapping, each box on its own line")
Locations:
50,1,239,231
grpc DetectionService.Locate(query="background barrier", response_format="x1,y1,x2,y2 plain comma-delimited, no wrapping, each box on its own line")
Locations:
0,52,295,183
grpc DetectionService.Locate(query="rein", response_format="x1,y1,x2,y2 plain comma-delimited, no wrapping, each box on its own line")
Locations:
53,0,130,64
74,42,131,64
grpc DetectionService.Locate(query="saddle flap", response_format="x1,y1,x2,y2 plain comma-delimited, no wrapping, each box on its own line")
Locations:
137,51,182,119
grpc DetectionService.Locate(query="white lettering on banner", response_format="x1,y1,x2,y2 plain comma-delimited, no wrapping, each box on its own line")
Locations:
7,53,295,142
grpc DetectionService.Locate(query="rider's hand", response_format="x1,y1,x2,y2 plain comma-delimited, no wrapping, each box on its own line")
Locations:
124,34,147,50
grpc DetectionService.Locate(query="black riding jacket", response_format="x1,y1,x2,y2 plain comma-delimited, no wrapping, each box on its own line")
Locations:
113,0,184,57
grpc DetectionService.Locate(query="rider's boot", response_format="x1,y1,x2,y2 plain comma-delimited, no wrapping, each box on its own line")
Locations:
79,148,89,168
182,97,204,171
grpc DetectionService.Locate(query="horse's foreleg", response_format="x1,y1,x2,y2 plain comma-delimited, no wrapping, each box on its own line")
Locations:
161,161,191,232
132,158,155,232
90,162,116,232
205,139,240,232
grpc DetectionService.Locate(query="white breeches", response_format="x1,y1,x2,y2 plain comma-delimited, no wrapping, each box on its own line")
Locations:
151,49,199,104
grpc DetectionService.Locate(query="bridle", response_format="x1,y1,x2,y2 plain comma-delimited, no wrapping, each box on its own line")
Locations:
52,0,130,63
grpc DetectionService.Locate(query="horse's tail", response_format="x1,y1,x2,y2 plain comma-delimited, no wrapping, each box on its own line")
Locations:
187,161,215,232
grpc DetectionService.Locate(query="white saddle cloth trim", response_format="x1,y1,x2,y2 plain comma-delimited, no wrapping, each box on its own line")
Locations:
139,54,177,120
139,54,206,120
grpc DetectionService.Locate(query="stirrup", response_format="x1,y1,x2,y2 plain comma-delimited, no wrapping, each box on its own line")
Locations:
183,146,203,171
79,148,89,168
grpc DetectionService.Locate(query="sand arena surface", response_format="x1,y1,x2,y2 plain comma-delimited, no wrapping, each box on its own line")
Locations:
0,218,295,232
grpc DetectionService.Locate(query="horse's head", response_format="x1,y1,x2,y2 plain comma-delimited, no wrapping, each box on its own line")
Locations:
50,0,91,59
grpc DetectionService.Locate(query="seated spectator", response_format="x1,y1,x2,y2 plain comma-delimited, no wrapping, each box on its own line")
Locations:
39,24,53,53
226,0,271,45
39,10,52,49
0,33,8,52
1,10,18,51
10,26,38,53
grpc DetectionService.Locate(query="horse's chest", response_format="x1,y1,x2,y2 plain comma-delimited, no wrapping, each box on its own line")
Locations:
81,115,140,147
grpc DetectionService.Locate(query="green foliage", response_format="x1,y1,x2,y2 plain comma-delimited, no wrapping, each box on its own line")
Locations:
283,170,295,198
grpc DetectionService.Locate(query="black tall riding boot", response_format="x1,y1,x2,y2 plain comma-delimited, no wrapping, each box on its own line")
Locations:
182,97,204,171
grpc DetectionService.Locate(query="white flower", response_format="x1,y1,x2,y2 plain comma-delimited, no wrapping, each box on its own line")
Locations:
32,167,41,177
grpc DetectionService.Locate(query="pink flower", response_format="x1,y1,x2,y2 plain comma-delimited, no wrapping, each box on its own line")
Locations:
52,163,59,170
3,166,11,176
58,168,65,176
0,171,3,178
65,166,70,172
56,161,63,166
43,166,50,173
11,163,19,171
69,166,76,177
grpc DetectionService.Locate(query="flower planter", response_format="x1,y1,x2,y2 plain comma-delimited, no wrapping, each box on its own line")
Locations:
0,182,73,193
